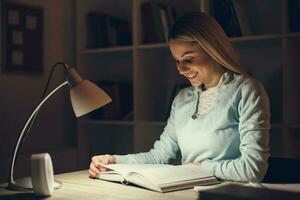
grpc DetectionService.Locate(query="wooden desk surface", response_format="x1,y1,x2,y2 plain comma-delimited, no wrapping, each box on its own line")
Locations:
0,170,199,200
1,170,300,200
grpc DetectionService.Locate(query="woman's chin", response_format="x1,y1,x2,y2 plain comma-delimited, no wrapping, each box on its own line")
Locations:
189,79,202,87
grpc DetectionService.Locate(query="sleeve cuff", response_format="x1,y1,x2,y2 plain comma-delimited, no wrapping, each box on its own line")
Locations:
201,159,217,176
114,155,131,164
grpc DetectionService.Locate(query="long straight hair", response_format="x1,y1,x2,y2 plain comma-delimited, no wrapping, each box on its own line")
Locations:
168,12,247,75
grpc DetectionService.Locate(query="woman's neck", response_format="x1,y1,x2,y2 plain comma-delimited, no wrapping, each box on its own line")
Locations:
203,71,224,90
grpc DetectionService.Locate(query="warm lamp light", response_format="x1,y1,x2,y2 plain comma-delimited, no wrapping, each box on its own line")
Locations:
68,67,112,117
4,62,111,192
70,79,112,117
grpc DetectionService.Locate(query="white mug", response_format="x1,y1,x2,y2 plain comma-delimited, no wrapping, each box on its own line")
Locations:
31,153,54,196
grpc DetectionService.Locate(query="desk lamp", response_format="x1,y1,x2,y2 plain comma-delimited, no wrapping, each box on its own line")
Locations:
5,62,111,191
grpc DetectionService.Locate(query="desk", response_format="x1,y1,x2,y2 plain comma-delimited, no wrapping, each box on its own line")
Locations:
0,170,198,200
1,170,300,200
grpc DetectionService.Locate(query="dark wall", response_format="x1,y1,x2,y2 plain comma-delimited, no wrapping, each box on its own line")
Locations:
0,0,77,181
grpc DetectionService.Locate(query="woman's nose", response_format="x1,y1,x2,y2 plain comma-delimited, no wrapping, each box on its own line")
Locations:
177,63,189,74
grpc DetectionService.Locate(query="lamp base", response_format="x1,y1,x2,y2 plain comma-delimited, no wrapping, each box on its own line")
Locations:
0,177,62,191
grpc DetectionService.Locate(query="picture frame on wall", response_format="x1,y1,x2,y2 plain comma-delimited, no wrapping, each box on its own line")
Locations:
1,1,43,74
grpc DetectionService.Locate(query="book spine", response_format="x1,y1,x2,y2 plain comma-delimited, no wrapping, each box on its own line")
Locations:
160,9,169,42
86,12,100,48
86,13,131,48
228,0,242,37
89,82,133,120
108,16,117,46
213,0,241,37
152,3,166,43
118,83,133,120
289,0,300,32
166,5,176,30
97,14,110,47
114,18,131,46
232,0,252,36
141,2,158,43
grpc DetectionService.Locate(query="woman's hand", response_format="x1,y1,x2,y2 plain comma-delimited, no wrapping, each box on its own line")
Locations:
88,154,116,178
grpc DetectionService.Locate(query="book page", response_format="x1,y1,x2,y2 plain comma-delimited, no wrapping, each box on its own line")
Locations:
99,163,172,176
194,182,229,191
133,164,214,185
98,163,217,192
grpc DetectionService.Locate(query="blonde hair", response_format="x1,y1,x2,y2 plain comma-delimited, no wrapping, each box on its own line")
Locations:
168,12,247,75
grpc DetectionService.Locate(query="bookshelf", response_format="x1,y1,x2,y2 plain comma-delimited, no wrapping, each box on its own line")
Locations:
75,0,300,168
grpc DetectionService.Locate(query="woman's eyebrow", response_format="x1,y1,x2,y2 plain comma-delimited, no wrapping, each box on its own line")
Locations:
172,51,196,60
181,50,196,57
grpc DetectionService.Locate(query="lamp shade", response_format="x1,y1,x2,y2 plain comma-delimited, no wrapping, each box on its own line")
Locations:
70,80,112,117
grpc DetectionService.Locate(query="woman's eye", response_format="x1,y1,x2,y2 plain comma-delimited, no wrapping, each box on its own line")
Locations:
175,58,193,66
185,59,193,63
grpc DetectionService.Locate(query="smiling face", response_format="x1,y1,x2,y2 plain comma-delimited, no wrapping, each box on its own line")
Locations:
169,39,224,88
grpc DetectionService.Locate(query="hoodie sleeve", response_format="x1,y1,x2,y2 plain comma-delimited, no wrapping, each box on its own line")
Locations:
201,78,270,182
114,97,179,164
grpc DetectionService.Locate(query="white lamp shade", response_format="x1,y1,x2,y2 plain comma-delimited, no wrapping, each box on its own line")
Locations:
70,80,112,117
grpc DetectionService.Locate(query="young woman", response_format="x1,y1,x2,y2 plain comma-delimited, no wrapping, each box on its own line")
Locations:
89,12,270,182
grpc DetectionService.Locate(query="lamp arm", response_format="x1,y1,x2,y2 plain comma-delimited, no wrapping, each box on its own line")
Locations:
9,81,69,185
20,62,69,157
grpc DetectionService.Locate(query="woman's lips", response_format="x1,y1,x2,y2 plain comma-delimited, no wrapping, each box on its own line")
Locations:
186,72,198,80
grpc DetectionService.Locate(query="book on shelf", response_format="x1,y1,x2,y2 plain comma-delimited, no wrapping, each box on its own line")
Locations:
97,163,219,193
232,0,252,36
118,82,133,120
87,81,133,120
110,16,132,46
160,9,169,42
288,0,300,32
86,12,131,48
141,2,176,43
86,12,109,48
212,0,242,37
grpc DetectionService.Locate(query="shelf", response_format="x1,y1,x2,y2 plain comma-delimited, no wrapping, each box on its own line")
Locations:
271,123,285,129
136,34,284,48
81,46,133,54
286,123,300,129
271,123,300,129
136,121,167,127
137,43,168,49
230,34,282,43
284,32,300,38
78,119,134,126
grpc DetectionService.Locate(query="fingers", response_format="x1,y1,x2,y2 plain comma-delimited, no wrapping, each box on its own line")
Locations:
89,161,100,178
109,155,117,164
90,155,109,174
98,155,112,171
88,169,97,178
91,156,106,171
98,165,108,172
89,154,116,178
90,162,100,174
91,156,102,170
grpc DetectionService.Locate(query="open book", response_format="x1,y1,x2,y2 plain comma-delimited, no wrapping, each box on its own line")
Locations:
96,163,219,193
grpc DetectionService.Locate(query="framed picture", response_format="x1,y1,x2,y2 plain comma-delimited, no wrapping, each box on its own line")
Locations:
1,1,43,74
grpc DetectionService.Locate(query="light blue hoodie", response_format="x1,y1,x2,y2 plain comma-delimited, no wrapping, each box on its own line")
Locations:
115,72,270,182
